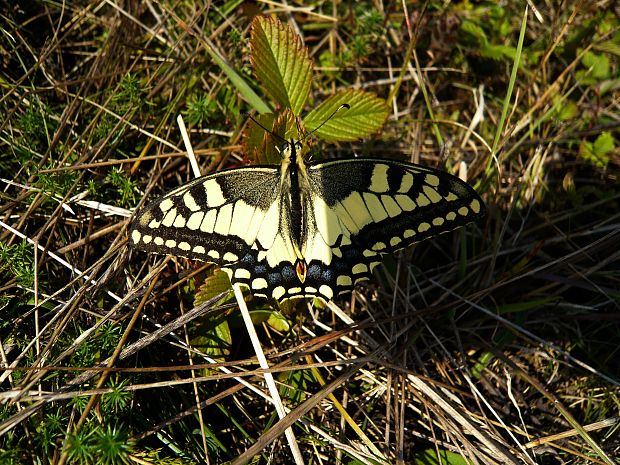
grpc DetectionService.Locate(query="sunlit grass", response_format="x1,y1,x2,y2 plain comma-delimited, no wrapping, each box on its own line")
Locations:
0,2,618,464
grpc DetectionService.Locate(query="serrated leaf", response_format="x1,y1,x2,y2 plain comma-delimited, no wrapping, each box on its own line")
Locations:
273,108,301,140
251,16,313,115
303,89,389,142
579,136,610,169
593,131,614,155
194,269,234,307
266,109,302,161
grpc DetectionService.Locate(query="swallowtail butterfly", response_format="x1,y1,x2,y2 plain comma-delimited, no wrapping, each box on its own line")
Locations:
130,141,485,303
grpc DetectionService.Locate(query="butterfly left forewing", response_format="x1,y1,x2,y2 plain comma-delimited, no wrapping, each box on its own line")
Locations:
130,166,282,265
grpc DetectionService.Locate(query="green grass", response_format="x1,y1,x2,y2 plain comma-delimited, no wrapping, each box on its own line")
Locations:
1,2,619,464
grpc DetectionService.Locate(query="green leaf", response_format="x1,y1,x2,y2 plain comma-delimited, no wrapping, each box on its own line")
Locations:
593,131,614,155
581,51,610,79
202,38,271,114
194,269,234,306
303,89,389,142
593,39,620,57
598,77,620,95
184,94,217,126
191,315,232,359
481,43,516,61
248,308,291,332
279,369,314,403
251,16,313,115
555,99,578,121
459,20,489,47
272,108,301,141
414,448,472,465
579,132,613,169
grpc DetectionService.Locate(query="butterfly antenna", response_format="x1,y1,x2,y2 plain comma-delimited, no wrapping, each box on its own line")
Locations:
246,114,288,145
301,103,350,142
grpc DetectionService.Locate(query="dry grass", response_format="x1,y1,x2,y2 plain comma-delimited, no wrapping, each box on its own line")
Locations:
1,2,619,464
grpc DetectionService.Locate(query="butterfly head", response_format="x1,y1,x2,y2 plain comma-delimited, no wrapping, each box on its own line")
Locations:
280,139,304,162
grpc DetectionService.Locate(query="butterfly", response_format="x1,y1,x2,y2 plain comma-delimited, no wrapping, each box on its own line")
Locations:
129,135,485,303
